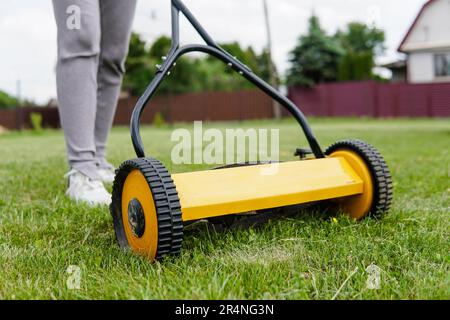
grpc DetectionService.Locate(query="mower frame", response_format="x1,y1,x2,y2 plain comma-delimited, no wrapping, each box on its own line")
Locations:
114,0,393,262
130,0,325,159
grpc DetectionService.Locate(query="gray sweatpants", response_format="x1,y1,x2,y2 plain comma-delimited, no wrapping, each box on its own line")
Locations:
53,0,136,179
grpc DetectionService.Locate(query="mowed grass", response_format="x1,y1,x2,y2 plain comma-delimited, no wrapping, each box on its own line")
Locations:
0,118,448,300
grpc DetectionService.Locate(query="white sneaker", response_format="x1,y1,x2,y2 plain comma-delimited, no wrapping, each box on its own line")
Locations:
97,167,116,184
65,169,111,206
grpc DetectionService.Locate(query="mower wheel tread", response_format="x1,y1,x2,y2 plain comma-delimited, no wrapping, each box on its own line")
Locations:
325,140,393,218
111,158,183,260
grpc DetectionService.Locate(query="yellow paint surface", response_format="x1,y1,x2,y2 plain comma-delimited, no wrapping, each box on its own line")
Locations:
122,170,159,260
172,158,363,221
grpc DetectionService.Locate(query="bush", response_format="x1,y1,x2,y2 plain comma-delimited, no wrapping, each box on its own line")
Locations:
152,112,166,127
30,113,43,132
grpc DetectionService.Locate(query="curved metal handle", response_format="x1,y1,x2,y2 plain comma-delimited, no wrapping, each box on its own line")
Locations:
130,0,325,159
131,45,324,159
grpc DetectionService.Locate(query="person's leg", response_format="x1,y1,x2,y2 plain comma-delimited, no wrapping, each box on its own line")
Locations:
95,0,137,169
52,0,101,179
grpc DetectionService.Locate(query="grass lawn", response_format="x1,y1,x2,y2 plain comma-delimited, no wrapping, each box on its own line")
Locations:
0,118,448,299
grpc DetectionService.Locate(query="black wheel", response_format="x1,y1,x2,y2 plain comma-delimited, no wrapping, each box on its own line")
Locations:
325,140,393,219
110,158,183,261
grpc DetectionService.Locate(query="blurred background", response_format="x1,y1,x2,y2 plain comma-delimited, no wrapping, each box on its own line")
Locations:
0,0,449,131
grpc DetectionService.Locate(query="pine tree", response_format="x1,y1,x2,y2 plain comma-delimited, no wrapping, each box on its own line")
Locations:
286,15,343,87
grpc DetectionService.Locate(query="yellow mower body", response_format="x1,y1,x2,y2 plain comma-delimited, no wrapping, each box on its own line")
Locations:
111,142,391,262
173,157,364,222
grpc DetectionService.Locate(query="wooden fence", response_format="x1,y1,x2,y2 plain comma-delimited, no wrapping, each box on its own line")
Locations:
114,89,274,126
1,82,448,130
288,81,450,118
0,89,274,130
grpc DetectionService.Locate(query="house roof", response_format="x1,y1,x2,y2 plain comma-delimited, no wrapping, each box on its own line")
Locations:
398,0,438,53
381,60,407,70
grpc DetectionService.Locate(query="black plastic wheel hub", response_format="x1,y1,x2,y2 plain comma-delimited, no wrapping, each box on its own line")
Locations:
127,198,145,238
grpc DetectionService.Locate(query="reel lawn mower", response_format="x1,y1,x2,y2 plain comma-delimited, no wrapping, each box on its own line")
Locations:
110,0,393,262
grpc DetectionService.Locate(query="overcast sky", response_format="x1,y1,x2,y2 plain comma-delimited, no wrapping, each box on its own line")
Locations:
0,0,426,104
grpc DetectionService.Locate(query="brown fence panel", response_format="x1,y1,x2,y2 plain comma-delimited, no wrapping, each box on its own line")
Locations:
113,97,133,126
1,83,447,131
397,84,429,117
0,109,18,129
0,107,61,130
288,82,377,117
330,82,376,117
288,86,325,117
376,83,399,117
288,81,450,118
0,89,274,130
429,83,450,117
113,95,164,126
169,92,211,122
113,89,274,124
23,107,61,129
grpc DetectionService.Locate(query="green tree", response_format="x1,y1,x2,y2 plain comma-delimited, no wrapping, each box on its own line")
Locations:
338,51,374,81
257,49,279,85
219,42,259,73
149,36,200,95
123,34,277,96
0,90,18,109
124,34,198,96
203,42,265,91
336,22,385,55
123,33,155,95
286,15,343,87
335,22,385,81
